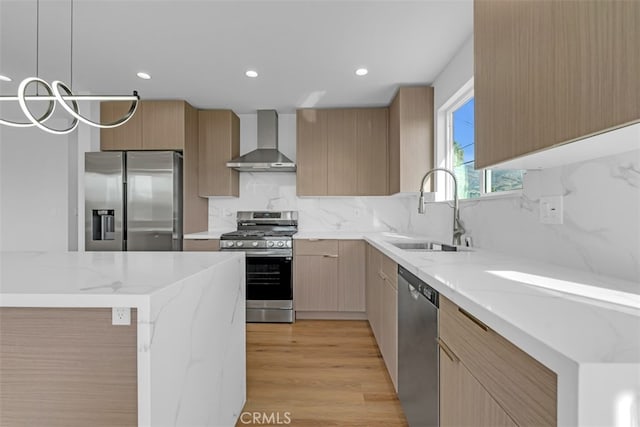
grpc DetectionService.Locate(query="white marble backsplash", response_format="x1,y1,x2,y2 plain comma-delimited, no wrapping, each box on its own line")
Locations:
208,172,415,232
208,149,639,283
410,149,640,284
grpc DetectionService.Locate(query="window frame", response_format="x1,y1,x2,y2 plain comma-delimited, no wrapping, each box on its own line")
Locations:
435,77,523,201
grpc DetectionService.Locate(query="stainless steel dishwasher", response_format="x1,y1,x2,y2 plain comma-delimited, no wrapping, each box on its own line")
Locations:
398,265,439,427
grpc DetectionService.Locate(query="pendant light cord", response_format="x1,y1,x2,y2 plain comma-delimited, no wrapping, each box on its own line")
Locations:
36,0,39,95
70,0,73,89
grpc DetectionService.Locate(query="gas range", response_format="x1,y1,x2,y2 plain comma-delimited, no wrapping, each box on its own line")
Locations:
219,211,298,323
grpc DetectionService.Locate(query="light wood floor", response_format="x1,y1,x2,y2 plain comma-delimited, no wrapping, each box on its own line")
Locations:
237,320,408,427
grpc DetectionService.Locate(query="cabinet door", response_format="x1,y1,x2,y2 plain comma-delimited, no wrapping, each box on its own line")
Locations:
198,110,240,197
182,239,219,251
338,240,366,312
142,101,186,150
327,109,358,196
357,108,388,195
440,347,517,427
100,101,143,151
381,278,398,391
296,109,328,196
366,244,383,342
294,255,338,311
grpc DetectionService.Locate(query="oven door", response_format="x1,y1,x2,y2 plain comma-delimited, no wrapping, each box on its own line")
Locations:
245,253,293,302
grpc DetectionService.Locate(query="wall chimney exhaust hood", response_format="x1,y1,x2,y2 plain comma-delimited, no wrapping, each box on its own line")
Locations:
226,110,296,172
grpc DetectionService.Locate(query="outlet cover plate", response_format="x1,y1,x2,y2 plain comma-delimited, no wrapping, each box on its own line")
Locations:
112,307,131,325
539,195,563,224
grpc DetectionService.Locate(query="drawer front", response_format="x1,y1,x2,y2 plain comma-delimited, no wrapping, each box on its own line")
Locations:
294,239,339,256
380,254,398,289
439,296,557,426
183,239,220,251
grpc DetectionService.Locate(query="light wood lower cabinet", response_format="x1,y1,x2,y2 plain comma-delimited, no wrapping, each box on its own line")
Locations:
182,239,220,251
0,308,137,427
366,243,398,390
439,296,557,426
439,346,517,427
294,240,365,314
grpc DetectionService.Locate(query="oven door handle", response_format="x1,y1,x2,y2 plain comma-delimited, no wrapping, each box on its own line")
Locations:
243,251,293,257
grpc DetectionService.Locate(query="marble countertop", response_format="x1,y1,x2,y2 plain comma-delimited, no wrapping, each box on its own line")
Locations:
183,229,234,240
0,251,244,308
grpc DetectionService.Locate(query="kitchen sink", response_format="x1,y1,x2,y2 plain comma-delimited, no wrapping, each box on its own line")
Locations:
390,241,463,252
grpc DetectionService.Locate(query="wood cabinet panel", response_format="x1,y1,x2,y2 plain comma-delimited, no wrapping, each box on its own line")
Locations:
294,255,338,311
338,240,366,312
439,347,517,427
327,109,359,195
366,243,383,342
475,0,640,168
356,108,388,195
100,101,143,151
296,109,328,196
388,87,434,194
0,308,137,427
440,296,557,426
198,110,240,197
182,103,207,234
141,101,186,150
294,239,338,256
182,239,220,251
381,277,398,390
381,253,397,290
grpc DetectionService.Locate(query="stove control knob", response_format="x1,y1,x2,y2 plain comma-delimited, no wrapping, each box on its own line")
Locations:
252,242,259,247
286,241,292,248
225,241,234,248
236,241,244,247
267,241,275,247
277,241,284,248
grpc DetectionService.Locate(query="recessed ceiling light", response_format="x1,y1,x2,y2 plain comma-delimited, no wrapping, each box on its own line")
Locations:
245,70,258,78
137,72,151,80
0,75,12,82
355,68,368,77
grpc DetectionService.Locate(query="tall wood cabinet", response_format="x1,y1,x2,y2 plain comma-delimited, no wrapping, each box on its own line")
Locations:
294,239,365,313
388,86,434,193
296,108,388,196
475,0,640,168
100,102,143,151
198,110,240,197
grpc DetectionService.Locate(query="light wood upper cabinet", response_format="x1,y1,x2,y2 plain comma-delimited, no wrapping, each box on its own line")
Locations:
388,87,434,193
357,108,388,195
100,101,143,151
327,109,358,196
474,0,640,168
198,110,240,197
297,109,328,196
439,295,557,426
296,108,388,196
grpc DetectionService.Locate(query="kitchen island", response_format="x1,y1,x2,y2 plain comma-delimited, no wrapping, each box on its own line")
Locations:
0,251,246,427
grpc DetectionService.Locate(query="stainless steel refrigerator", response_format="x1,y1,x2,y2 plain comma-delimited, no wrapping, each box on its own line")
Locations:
85,151,183,251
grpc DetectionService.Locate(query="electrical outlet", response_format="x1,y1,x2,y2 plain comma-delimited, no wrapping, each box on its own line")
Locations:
539,195,563,225
112,307,131,325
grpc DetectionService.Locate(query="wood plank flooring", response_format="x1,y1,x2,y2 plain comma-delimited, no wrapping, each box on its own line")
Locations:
237,320,408,427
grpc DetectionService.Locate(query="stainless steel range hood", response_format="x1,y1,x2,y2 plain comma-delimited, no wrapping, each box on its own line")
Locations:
226,110,296,172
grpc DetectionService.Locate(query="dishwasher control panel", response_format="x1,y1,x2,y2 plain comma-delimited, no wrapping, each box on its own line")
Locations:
399,266,439,307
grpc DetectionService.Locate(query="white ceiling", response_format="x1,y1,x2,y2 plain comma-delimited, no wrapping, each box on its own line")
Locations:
0,0,473,114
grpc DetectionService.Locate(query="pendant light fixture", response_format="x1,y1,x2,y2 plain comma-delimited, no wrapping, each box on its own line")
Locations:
0,0,139,135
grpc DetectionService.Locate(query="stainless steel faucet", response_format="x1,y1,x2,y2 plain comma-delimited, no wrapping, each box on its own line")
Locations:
418,168,466,246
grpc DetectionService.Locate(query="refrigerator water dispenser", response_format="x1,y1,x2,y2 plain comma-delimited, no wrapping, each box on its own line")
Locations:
92,209,115,240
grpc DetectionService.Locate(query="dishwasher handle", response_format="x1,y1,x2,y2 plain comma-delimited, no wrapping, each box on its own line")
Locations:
408,283,421,301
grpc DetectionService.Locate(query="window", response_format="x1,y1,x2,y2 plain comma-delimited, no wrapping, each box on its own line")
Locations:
441,82,524,200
